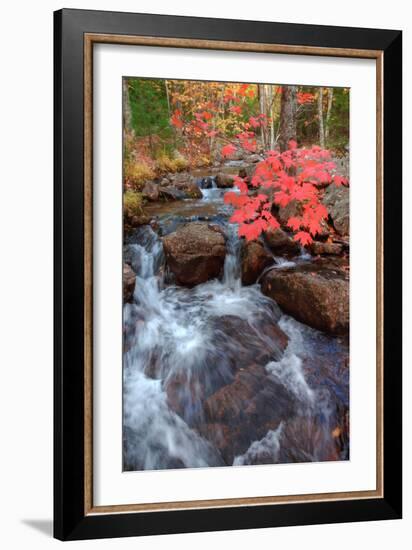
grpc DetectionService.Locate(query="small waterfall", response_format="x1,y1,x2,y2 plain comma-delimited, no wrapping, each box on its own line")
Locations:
200,176,225,202
223,222,241,287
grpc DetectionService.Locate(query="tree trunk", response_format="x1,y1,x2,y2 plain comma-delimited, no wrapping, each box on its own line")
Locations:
259,84,267,150
123,78,133,134
318,87,325,149
325,87,334,145
278,85,297,151
165,80,171,117
266,85,275,149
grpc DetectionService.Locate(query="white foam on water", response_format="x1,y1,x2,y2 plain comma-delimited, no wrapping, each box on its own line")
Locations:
233,423,284,466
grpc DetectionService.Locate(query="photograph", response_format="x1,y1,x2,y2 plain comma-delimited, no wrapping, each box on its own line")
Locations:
122,78,350,471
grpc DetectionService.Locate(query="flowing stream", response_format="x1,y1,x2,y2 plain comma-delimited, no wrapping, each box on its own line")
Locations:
123,177,349,471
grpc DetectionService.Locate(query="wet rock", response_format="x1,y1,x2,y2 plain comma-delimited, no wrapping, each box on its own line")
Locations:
323,184,349,236
160,177,170,186
210,314,288,367
162,222,226,286
165,370,207,425
264,228,300,256
158,186,187,201
215,173,235,188
241,240,273,285
244,153,263,163
261,260,349,335
238,163,256,181
164,353,233,424
310,241,343,256
123,263,136,303
277,415,343,463
142,181,159,202
201,364,296,464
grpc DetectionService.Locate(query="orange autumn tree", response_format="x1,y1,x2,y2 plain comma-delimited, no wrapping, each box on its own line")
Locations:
171,83,348,246
170,82,261,163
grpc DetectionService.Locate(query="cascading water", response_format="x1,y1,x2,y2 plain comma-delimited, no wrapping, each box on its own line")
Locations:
123,179,349,471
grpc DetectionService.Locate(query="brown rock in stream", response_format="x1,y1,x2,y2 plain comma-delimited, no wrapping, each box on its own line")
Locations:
162,222,226,286
264,228,300,256
200,364,296,464
215,173,235,188
241,240,273,285
261,259,349,335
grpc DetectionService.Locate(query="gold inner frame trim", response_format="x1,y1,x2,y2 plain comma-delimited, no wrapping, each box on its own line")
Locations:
84,33,384,515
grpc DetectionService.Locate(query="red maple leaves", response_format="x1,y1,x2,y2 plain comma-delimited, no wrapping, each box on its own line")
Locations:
224,141,349,246
170,109,183,129
297,91,315,105
221,144,237,158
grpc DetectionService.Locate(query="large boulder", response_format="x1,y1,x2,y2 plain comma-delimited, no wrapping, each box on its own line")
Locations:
199,364,296,464
123,263,136,303
241,240,273,285
164,313,289,425
162,222,226,286
261,260,349,335
209,314,289,366
264,228,300,256
323,184,349,236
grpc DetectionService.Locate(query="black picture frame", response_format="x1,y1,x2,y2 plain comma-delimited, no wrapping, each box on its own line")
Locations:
54,8,402,541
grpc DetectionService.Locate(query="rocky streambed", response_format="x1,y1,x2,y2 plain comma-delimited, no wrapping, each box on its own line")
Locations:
123,165,350,471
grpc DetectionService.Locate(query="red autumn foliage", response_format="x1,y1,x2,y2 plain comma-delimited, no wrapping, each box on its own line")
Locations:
170,109,183,129
221,144,237,158
224,141,348,246
168,85,348,247
297,91,316,105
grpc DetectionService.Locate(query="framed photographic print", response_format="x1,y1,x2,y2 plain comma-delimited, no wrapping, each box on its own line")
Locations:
54,8,402,541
